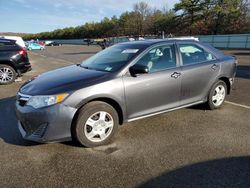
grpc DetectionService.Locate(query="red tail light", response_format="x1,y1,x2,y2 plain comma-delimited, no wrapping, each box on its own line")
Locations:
19,48,27,56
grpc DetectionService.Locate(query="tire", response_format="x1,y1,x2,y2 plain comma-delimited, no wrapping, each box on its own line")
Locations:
207,80,227,110
72,101,119,147
0,65,16,85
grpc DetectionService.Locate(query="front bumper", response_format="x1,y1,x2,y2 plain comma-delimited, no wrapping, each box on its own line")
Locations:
15,102,77,143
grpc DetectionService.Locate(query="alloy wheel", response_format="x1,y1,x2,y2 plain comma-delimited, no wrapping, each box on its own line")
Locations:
84,111,114,142
212,85,226,107
0,67,14,84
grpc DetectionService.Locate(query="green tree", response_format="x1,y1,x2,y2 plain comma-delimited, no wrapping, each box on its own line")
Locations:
174,0,206,35
22,0,250,41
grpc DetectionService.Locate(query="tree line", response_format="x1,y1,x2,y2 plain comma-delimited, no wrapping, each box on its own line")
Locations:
23,0,250,40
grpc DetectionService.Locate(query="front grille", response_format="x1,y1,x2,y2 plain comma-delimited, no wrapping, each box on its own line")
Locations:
19,100,27,106
17,92,30,106
30,123,48,138
20,121,28,132
21,121,48,138
20,121,33,134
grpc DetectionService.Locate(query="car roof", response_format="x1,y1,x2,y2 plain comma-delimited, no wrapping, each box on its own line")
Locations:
0,38,16,43
116,39,225,59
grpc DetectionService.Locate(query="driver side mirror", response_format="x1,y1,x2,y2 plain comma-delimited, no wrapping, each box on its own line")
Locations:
129,64,149,77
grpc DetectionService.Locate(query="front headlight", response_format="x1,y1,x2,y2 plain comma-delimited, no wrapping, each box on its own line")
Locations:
27,93,69,109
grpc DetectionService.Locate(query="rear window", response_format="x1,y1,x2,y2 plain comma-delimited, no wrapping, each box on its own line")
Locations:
0,40,16,47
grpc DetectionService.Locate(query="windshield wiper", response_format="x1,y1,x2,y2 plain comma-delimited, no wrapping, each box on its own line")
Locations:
79,64,109,72
79,64,89,69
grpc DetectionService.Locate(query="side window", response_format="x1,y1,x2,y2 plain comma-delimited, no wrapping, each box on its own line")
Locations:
136,44,176,73
0,42,8,47
0,41,16,47
179,44,215,65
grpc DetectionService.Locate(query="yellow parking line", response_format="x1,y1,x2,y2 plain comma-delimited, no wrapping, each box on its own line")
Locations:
225,101,250,110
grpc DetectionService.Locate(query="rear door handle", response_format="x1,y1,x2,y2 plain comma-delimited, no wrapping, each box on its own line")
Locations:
211,64,219,70
171,72,181,79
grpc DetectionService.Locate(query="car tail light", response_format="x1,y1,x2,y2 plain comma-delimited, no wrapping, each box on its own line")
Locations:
19,48,27,56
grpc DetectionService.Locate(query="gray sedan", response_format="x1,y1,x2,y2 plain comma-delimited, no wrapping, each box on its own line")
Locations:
15,39,237,147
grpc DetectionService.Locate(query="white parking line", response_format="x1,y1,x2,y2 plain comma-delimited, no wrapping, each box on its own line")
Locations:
225,101,250,110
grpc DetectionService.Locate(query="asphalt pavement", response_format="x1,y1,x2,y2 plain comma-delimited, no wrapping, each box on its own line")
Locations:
0,45,250,188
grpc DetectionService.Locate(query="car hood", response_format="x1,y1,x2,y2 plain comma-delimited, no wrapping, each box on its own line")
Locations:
20,64,109,95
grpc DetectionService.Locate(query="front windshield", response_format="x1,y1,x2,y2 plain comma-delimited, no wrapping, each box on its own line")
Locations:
81,44,144,72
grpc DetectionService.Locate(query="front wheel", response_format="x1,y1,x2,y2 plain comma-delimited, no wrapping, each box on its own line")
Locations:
72,101,119,147
207,80,227,110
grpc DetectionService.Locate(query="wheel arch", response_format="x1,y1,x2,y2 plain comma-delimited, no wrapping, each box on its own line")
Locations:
71,97,124,136
88,97,124,125
218,77,231,94
0,61,18,73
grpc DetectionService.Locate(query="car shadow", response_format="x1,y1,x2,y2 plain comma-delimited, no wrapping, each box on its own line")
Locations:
188,103,208,111
64,51,99,55
62,140,82,147
0,96,39,146
236,65,250,79
233,52,250,56
139,156,250,188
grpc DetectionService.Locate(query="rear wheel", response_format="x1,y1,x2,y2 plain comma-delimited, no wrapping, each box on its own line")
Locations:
207,80,227,110
72,101,119,147
0,65,16,85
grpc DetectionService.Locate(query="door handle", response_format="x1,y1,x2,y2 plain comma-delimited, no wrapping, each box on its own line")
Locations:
211,64,218,70
171,72,181,79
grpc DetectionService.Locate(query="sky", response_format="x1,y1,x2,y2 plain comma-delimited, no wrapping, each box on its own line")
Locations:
0,0,179,33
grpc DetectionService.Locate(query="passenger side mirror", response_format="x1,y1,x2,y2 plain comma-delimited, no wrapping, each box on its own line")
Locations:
129,64,149,77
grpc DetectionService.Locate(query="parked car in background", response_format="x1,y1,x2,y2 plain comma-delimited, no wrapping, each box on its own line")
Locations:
46,41,61,46
0,38,31,84
83,39,94,46
16,39,237,147
24,41,29,48
45,40,53,45
0,36,26,48
36,41,45,46
168,37,199,41
27,43,45,50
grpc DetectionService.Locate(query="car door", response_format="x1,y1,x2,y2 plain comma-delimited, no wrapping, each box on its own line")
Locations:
177,42,220,105
123,43,182,120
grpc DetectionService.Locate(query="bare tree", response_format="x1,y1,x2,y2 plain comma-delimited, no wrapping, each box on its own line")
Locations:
133,2,151,35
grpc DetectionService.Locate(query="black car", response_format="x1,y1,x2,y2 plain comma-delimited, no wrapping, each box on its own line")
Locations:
47,41,61,46
0,38,31,84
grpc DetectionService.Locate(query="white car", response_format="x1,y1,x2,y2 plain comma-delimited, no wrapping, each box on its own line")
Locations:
167,37,199,41
45,41,53,45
